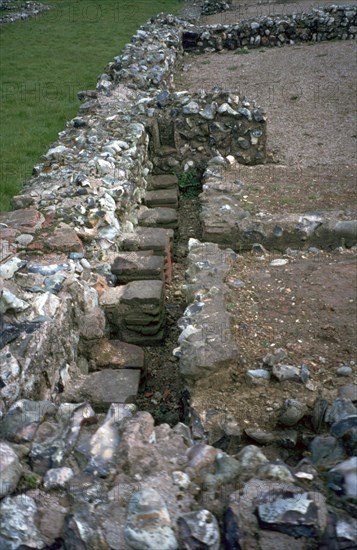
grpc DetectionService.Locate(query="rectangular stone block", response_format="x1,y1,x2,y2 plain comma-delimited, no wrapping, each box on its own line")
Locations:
111,253,164,283
145,189,178,209
119,328,165,346
138,208,178,229
147,174,178,190
89,339,145,371
122,227,173,256
77,369,141,410
121,280,164,306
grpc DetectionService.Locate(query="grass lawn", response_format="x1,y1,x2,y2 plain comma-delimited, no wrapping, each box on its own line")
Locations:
0,0,180,211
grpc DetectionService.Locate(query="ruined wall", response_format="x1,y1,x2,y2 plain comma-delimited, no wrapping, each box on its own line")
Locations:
183,4,357,51
147,89,266,173
2,3,355,409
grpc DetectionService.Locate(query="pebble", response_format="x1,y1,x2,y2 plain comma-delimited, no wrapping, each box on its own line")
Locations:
272,364,301,382
336,366,353,376
338,384,357,402
310,435,345,469
172,471,191,490
257,491,320,537
16,234,34,247
0,289,30,314
270,258,289,266
247,368,270,380
263,348,287,366
237,445,268,475
186,444,219,470
125,488,178,550
0,494,48,548
257,461,295,482
0,442,22,498
329,456,357,498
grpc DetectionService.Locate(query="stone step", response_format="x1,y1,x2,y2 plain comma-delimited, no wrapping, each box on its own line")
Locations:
111,252,165,283
138,207,178,229
89,339,145,371
121,280,165,306
147,174,178,191
121,228,173,283
61,369,141,411
119,328,165,346
122,227,173,256
125,310,165,327
125,320,165,336
100,280,166,344
145,189,179,209
100,287,163,319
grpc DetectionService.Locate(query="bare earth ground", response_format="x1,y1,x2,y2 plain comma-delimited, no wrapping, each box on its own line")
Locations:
192,248,357,437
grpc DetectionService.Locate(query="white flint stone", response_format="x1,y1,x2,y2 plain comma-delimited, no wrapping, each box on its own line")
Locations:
32,292,60,318
0,257,24,279
0,289,30,314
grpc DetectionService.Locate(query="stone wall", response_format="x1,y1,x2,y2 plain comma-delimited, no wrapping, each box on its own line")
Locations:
0,14,189,408
201,0,233,16
146,89,266,173
183,4,357,51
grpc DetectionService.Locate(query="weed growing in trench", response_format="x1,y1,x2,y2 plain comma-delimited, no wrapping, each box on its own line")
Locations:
178,171,201,198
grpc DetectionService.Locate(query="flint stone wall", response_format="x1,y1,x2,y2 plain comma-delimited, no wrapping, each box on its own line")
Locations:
201,0,233,16
183,4,357,51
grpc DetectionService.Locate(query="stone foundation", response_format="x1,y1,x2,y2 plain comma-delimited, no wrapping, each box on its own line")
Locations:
183,5,357,51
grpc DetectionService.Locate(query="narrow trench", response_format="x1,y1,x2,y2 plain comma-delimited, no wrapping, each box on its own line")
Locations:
135,189,203,426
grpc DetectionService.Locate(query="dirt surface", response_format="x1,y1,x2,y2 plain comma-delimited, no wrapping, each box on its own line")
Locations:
220,163,357,214
191,247,356,428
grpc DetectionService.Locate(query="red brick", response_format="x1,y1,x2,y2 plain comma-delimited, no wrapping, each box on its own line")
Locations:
43,224,83,253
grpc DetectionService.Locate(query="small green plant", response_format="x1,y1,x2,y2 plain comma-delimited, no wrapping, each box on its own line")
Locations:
178,171,201,198
290,95,300,101
227,66,239,71
22,472,42,489
234,47,250,55
201,60,211,65
308,195,317,200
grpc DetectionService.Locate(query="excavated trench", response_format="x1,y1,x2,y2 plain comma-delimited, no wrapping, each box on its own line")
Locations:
135,188,203,427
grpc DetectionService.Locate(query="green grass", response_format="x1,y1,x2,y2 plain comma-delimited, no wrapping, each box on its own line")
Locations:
0,0,180,210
